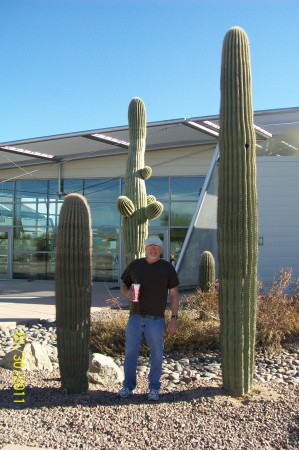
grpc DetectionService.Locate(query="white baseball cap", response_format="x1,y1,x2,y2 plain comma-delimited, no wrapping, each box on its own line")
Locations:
145,236,163,247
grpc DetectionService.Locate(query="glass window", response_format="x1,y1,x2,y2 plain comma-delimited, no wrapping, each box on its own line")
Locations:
92,227,119,254
148,203,169,227
13,252,55,280
170,202,197,226
145,177,169,201
49,180,61,200
62,179,83,195
89,203,119,226
14,202,48,228
0,181,14,201
14,228,49,252
15,180,48,201
170,228,188,266
92,253,118,281
170,177,205,201
48,201,63,228
84,178,120,201
0,203,13,226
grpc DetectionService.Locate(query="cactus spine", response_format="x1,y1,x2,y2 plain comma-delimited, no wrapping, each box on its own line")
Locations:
198,251,215,292
217,27,258,395
55,193,92,394
117,98,163,266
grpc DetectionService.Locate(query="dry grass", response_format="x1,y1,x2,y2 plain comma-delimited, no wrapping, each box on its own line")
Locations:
256,268,299,351
90,268,299,356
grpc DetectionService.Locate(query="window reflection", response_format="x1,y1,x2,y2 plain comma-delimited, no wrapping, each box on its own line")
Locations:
14,203,48,228
0,176,204,281
170,202,197,226
84,178,119,201
14,228,50,252
148,203,169,227
145,177,169,201
62,179,83,195
13,252,55,280
92,227,119,281
0,203,13,226
15,180,48,200
89,203,119,226
170,228,188,266
171,177,204,200
0,181,13,199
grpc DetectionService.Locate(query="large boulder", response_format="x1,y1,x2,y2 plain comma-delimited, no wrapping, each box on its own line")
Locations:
1,342,53,371
88,353,123,387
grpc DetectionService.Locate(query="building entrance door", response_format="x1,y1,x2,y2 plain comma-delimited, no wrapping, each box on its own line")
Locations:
0,228,12,279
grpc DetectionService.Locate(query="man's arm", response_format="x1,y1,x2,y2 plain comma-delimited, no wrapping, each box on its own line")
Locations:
166,286,180,334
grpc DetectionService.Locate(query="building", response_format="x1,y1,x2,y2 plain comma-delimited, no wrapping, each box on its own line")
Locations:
0,107,298,287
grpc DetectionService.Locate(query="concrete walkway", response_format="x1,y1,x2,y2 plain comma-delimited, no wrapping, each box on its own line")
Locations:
0,279,124,327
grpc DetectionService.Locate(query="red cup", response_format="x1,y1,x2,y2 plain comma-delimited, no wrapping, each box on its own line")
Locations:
131,284,140,302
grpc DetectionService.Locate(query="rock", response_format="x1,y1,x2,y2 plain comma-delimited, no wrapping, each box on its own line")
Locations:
88,353,123,387
1,342,53,371
45,344,58,362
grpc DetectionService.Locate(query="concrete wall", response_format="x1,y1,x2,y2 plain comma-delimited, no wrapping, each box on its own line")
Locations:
257,156,299,284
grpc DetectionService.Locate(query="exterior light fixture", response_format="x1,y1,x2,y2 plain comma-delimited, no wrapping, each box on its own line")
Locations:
90,133,129,149
253,125,273,138
184,120,219,137
0,145,56,160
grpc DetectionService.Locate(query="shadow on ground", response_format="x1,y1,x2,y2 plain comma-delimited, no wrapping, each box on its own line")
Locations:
1,381,227,409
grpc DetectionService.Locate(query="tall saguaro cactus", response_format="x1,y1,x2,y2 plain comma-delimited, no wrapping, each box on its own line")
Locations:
217,27,258,395
117,97,163,267
55,193,92,394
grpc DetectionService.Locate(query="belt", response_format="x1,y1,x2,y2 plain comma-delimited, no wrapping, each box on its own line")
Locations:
131,313,164,319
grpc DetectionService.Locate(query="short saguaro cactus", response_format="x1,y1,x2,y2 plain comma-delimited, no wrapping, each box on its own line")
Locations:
55,193,92,394
198,251,215,292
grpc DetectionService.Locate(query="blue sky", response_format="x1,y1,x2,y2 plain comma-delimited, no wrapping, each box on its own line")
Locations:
1,0,299,142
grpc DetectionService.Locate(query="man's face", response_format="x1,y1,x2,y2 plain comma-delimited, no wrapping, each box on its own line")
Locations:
145,244,162,263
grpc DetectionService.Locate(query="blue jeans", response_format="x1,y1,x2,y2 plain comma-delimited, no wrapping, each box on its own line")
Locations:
123,314,165,391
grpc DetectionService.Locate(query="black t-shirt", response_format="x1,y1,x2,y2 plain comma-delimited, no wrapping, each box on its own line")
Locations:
121,258,179,317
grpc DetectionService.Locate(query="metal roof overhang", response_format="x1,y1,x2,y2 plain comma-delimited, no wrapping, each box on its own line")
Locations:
0,107,298,171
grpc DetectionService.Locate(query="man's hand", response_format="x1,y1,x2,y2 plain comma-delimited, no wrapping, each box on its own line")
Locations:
167,317,178,335
120,282,135,302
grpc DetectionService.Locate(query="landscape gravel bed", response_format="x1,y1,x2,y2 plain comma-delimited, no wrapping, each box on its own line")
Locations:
0,309,298,449
1,368,298,450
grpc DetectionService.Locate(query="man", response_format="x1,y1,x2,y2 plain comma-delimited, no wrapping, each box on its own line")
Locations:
118,235,180,401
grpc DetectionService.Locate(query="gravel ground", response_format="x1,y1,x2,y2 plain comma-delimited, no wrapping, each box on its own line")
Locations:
1,309,298,449
0,366,298,450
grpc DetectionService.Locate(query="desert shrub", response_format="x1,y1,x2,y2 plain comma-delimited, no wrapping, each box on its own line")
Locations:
256,268,299,351
183,282,220,322
90,269,299,356
164,310,219,355
90,314,128,355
